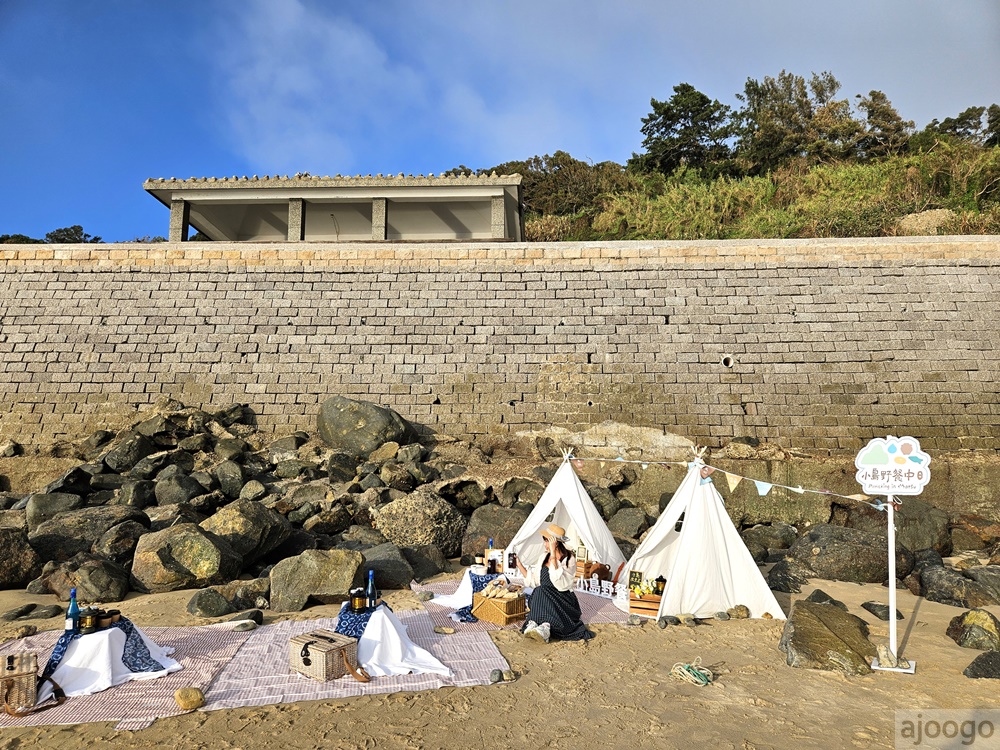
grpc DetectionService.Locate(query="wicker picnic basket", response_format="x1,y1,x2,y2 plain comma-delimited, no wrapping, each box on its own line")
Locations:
289,629,370,683
2,653,66,716
471,592,528,626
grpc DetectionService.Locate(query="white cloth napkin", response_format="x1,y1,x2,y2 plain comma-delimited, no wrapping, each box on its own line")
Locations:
357,608,451,678
429,568,475,609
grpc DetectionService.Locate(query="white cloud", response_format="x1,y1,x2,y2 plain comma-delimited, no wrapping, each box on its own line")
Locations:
203,0,1000,174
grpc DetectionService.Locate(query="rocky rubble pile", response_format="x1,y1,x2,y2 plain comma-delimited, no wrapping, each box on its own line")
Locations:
0,396,655,615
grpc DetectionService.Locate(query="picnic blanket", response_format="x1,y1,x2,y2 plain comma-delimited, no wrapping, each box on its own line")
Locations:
202,609,507,711
0,608,507,730
412,575,630,632
0,622,252,731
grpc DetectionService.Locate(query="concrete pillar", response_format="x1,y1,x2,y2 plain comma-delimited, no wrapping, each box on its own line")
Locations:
371,198,387,241
491,195,506,239
288,198,305,241
168,199,190,242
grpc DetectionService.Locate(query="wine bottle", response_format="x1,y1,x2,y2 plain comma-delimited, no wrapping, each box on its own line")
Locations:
65,587,80,634
366,569,378,610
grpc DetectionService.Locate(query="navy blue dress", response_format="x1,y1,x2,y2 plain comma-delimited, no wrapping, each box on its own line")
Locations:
524,557,593,641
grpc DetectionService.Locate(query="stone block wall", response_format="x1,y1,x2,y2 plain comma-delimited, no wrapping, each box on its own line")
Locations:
1,237,999,454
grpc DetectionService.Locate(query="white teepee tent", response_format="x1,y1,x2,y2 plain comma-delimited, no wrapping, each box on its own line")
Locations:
619,459,785,620
504,458,626,577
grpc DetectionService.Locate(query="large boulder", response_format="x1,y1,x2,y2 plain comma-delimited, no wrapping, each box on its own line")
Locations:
741,523,798,551
269,549,364,612
832,496,951,556
960,565,1000,601
128,449,196,480
130,523,243,593
110,480,157,509
0,528,43,587
920,566,1000,608
947,609,1000,651
437,480,490,512
154,474,206,506
459,502,532,564
950,514,1000,551
28,505,150,562
373,489,467,558
360,543,415,590
302,505,353,536
964,652,1000,679
41,552,131,603
401,544,448,581
103,430,158,473
214,460,245,499
607,508,651,539
317,396,416,458
41,466,96,496
187,577,270,619
778,599,877,675
326,452,359,483
92,519,148,566
186,588,235,618
499,477,544,508
212,577,270,611
25,492,84,532
785,524,914,584
199,499,292,565
766,558,815,594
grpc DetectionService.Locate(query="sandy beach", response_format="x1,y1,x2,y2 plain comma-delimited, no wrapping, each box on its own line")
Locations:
1,564,997,750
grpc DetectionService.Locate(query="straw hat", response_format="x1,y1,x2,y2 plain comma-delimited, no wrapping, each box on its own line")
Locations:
541,523,569,543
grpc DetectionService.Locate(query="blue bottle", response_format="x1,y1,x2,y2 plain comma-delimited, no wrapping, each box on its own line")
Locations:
366,570,378,610
65,587,80,634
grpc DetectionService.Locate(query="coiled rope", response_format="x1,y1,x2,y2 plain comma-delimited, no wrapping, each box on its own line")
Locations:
670,657,714,686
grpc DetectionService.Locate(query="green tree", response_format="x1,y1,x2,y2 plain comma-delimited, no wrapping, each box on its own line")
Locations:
735,70,863,173
937,106,988,144
855,90,913,159
44,225,103,243
0,233,44,244
629,83,735,177
450,152,638,217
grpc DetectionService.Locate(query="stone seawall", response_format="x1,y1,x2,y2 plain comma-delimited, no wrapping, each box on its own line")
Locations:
1,236,999,454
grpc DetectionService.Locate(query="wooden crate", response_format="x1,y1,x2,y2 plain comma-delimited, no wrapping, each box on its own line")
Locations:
629,592,662,618
472,592,528,625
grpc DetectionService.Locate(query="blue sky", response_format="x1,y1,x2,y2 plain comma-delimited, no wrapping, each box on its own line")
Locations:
2,0,999,242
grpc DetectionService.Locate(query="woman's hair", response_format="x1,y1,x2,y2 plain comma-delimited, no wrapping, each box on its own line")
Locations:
546,538,573,564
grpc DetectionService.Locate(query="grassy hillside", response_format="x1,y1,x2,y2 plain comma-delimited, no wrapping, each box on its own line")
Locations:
524,144,1000,241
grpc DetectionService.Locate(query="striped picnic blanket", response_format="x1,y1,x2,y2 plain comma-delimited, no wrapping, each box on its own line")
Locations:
411,577,629,632
202,609,508,711
0,623,252,731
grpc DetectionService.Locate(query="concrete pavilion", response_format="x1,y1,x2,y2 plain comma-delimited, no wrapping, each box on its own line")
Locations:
143,172,524,243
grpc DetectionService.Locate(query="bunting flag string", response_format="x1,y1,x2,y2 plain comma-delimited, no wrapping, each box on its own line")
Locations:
566,453,879,509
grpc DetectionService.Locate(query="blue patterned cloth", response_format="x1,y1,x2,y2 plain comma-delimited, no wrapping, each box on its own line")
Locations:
42,618,165,679
334,602,393,639
452,572,501,623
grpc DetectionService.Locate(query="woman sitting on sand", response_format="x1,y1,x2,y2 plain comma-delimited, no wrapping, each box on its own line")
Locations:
514,524,593,643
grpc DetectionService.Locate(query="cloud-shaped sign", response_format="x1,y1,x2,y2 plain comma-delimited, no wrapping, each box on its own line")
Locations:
855,436,931,496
